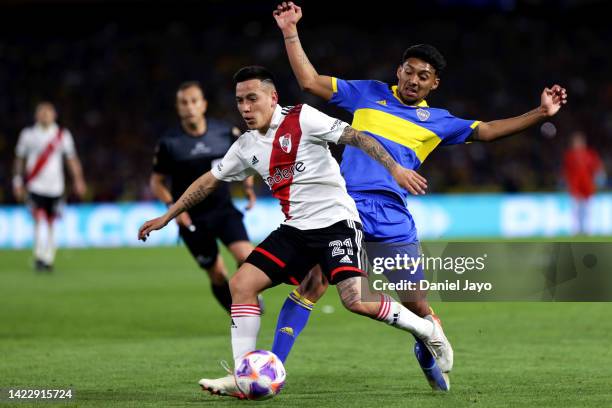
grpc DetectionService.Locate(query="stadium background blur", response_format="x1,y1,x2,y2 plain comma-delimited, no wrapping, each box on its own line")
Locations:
2,2,612,407
1,0,610,204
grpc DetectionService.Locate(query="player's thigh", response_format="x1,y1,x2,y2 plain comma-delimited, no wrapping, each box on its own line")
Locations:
245,225,317,287
366,239,427,305
179,222,219,270
230,262,275,298
27,192,62,222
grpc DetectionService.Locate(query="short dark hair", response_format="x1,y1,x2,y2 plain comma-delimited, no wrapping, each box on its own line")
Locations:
402,44,447,76
177,80,205,96
233,65,276,86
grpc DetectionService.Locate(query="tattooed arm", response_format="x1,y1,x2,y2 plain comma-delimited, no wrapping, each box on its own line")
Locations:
138,172,219,241
338,126,428,195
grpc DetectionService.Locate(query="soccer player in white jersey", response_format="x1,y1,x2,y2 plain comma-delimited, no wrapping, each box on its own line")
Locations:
13,102,87,271
139,66,451,398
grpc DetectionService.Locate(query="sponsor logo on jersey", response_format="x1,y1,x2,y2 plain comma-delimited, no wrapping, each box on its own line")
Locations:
416,108,430,122
251,155,259,165
190,141,212,155
330,119,343,132
376,100,387,106
265,162,306,188
279,133,292,154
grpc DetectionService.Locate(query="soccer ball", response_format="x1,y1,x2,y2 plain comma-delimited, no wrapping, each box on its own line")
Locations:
234,350,286,400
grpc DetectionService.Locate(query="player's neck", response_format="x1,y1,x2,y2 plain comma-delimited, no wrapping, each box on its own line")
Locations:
182,117,207,137
37,122,55,130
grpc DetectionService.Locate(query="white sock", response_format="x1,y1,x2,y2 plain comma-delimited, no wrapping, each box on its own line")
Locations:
33,220,45,261
230,304,261,367
43,221,56,265
374,294,433,339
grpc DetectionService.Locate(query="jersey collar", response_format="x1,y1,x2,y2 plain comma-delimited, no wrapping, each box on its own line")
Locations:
35,122,59,133
391,86,429,107
269,104,284,130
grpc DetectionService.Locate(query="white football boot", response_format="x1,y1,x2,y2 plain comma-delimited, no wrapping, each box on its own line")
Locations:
421,315,454,373
198,361,246,399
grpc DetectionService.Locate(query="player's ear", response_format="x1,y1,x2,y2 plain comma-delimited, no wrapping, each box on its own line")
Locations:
396,65,403,81
202,99,208,114
431,77,440,91
271,90,279,106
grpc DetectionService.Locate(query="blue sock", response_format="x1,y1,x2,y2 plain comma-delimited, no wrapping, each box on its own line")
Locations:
271,289,314,363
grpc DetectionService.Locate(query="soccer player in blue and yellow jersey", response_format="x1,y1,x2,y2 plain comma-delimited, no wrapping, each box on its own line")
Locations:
271,1,568,391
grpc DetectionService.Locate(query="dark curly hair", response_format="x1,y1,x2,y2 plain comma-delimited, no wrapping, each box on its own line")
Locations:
402,44,447,76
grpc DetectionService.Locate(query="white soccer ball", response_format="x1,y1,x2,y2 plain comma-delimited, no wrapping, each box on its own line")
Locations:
234,350,286,400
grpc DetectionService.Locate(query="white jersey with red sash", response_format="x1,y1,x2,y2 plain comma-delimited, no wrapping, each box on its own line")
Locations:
212,104,361,230
15,123,76,197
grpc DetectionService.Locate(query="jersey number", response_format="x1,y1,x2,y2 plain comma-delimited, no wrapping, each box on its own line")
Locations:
329,239,354,257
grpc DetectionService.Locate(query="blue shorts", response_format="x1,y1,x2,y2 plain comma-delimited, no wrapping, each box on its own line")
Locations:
350,191,417,243
351,191,424,283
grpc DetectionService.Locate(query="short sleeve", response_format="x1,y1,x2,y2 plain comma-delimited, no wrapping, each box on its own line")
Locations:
300,104,349,144
439,114,481,146
152,139,172,174
329,78,372,113
15,129,28,158
210,139,254,182
61,129,77,158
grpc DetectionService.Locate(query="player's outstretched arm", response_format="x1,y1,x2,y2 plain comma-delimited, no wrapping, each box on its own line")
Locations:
138,171,220,241
338,127,428,195
150,172,193,228
470,85,568,142
273,2,334,100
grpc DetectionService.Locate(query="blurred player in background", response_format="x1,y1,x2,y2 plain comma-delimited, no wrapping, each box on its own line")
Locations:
273,1,568,391
150,81,256,313
563,130,605,235
12,102,87,272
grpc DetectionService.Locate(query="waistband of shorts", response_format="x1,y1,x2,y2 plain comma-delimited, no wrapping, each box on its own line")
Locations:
349,190,406,206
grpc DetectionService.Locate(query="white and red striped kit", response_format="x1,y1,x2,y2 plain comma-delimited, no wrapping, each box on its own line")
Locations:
211,104,361,230
15,123,76,197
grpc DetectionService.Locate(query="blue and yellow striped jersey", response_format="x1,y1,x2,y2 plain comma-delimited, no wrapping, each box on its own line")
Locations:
330,78,480,204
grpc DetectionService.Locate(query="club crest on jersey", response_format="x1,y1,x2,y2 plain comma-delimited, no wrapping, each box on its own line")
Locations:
416,108,430,122
279,134,292,154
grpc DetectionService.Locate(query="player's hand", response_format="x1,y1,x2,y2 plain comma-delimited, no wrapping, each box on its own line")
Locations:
13,184,25,202
273,1,302,32
540,85,567,117
176,212,193,229
138,216,170,242
74,179,87,199
392,166,428,195
244,187,256,211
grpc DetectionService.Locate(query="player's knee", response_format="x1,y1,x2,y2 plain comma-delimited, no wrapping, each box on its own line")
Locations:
298,274,328,302
307,279,328,301
229,273,256,299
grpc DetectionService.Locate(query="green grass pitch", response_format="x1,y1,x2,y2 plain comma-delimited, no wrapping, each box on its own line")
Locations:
1,246,611,407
